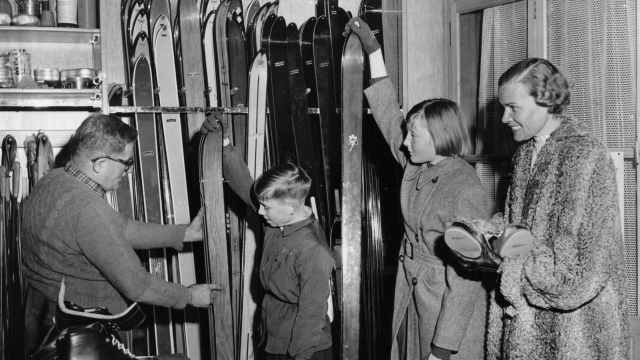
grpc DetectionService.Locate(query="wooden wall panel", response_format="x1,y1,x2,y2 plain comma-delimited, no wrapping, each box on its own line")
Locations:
458,10,482,153
403,0,445,110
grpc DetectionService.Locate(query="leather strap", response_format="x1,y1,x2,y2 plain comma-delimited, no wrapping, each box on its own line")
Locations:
36,133,55,182
2,134,16,169
2,135,17,202
23,134,37,192
56,279,146,332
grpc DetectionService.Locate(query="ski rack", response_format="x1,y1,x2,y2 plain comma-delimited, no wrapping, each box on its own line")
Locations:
99,80,373,115
106,105,373,115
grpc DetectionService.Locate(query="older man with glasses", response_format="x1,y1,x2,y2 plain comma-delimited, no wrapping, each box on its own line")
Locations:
21,114,219,356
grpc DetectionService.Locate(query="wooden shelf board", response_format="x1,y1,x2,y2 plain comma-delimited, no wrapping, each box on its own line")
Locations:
0,88,101,107
0,26,99,44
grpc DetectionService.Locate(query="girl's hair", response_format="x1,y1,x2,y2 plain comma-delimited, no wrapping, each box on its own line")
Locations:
498,58,571,115
405,98,471,157
69,114,138,157
253,162,311,202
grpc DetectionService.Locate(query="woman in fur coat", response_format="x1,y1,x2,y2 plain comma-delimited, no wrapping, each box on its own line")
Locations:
345,18,492,360
453,58,629,359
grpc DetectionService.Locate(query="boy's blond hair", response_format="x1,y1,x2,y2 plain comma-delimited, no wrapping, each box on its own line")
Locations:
253,162,311,203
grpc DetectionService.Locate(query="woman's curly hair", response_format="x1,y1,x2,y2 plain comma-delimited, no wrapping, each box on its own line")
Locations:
498,58,571,115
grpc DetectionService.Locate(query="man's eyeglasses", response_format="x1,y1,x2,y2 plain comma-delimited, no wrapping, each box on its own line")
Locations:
91,155,135,171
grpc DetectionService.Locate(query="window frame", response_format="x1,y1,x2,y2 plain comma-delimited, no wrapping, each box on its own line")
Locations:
444,0,545,102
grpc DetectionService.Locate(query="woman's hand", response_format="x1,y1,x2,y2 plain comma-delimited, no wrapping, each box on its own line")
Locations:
343,17,380,55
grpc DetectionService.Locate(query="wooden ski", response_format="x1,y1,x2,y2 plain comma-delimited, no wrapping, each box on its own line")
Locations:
286,22,326,228
227,12,250,345
299,17,332,233
178,0,208,138
152,10,203,358
327,2,351,105
312,16,341,231
131,52,175,356
227,17,248,161
201,1,219,108
267,16,296,165
251,2,272,55
340,33,364,360
244,0,260,33
214,0,231,121
199,127,235,360
360,0,402,105
239,50,268,360
260,13,278,166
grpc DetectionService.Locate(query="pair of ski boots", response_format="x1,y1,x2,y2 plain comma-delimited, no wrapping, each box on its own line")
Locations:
444,218,535,259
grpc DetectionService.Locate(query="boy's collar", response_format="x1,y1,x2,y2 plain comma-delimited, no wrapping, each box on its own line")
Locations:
279,206,314,235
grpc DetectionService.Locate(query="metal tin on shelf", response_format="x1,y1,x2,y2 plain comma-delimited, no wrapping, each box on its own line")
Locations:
62,75,93,89
60,68,96,81
34,68,62,88
34,68,60,80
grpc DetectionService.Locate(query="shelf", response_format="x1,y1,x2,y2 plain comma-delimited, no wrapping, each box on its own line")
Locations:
0,26,99,44
0,88,101,108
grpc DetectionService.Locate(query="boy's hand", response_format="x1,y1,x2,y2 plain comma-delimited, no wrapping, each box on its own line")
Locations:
343,17,380,55
184,207,205,242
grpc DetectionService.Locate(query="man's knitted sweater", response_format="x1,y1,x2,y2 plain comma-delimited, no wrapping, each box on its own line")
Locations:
22,168,191,313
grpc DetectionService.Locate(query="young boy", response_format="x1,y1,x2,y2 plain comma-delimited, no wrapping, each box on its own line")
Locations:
214,126,335,360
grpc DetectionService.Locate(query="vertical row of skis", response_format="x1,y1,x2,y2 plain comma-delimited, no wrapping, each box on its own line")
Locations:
119,0,399,359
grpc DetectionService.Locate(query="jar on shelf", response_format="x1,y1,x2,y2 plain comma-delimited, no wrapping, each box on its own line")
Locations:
56,0,77,28
16,0,39,17
8,49,32,85
77,0,96,28
0,52,14,88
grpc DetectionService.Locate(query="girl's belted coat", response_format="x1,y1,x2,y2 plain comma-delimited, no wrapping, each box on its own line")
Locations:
365,78,492,360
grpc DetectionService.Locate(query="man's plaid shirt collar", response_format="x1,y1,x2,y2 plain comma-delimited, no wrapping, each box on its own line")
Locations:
64,162,106,199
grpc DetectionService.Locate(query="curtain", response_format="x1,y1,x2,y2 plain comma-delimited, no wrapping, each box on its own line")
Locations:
476,0,527,156
548,0,638,315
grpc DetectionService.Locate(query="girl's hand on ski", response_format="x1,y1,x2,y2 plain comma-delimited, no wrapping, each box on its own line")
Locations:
187,283,222,307
184,207,205,243
200,110,224,134
201,111,232,145
342,17,380,55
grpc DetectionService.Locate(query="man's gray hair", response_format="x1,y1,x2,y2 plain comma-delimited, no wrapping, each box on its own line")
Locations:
68,114,138,157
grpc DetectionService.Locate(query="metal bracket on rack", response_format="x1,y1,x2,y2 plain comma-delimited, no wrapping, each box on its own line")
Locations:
90,33,101,45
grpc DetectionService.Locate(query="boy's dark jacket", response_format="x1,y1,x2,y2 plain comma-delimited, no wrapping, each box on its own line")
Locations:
222,145,334,360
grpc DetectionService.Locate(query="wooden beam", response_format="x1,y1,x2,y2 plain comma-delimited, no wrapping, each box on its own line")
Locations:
527,0,547,58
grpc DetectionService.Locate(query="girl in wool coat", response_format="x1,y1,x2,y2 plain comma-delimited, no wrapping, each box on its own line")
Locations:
452,58,630,359
344,18,492,360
